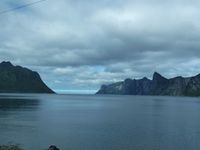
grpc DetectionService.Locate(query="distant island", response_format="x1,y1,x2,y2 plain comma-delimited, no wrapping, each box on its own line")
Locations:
0,61,54,93
96,72,200,96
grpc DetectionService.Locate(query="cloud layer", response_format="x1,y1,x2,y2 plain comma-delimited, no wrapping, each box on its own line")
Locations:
1,0,200,93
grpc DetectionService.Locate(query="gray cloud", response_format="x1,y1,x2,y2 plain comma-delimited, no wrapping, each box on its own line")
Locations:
0,0,200,93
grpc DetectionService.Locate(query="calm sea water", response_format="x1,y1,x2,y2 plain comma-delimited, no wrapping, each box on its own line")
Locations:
0,94,200,150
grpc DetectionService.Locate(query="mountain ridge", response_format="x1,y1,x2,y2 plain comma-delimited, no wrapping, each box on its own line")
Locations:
96,72,200,96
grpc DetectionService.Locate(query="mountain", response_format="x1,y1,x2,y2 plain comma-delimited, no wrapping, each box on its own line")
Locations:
96,72,200,96
0,61,54,93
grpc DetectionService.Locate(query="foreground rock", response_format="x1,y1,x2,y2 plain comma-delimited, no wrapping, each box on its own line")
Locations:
96,72,200,96
48,145,60,150
0,61,54,93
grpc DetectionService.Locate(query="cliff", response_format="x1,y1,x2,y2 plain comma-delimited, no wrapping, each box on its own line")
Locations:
96,72,200,96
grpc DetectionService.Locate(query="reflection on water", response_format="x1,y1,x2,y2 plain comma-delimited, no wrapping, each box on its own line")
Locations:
0,98,40,111
0,94,200,150
0,95,40,138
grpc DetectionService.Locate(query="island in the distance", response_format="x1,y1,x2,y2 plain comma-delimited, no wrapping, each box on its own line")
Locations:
96,72,200,96
0,61,54,93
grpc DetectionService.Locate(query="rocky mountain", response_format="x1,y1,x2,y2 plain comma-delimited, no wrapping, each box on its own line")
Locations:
96,72,200,96
0,61,54,93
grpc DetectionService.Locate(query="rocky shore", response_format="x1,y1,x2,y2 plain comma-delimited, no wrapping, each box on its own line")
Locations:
0,145,60,150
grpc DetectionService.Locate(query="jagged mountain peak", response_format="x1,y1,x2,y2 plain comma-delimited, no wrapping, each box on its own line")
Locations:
153,72,167,81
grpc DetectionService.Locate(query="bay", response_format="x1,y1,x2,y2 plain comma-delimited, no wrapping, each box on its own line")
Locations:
0,94,200,150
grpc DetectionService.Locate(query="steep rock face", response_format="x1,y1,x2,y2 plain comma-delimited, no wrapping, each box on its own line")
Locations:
96,72,200,96
185,74,200,96
150,72,169,95
130,78,152,95
96,82,124,95
96,77,152,95
0,61,54,93
164,77,188,96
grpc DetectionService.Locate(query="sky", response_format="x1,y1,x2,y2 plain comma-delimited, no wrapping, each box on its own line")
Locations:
0,0,200,94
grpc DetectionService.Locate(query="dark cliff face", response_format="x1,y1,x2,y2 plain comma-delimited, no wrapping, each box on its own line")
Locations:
96,82,124,95
0,61,55,93
185,74,200,96
151,72,169,95
96,77,152,95
96,72,200,96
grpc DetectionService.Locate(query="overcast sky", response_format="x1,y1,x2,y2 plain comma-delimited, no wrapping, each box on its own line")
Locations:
0,0,200,93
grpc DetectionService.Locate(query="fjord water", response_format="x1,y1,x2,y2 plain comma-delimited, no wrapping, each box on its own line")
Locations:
0,94,200,150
